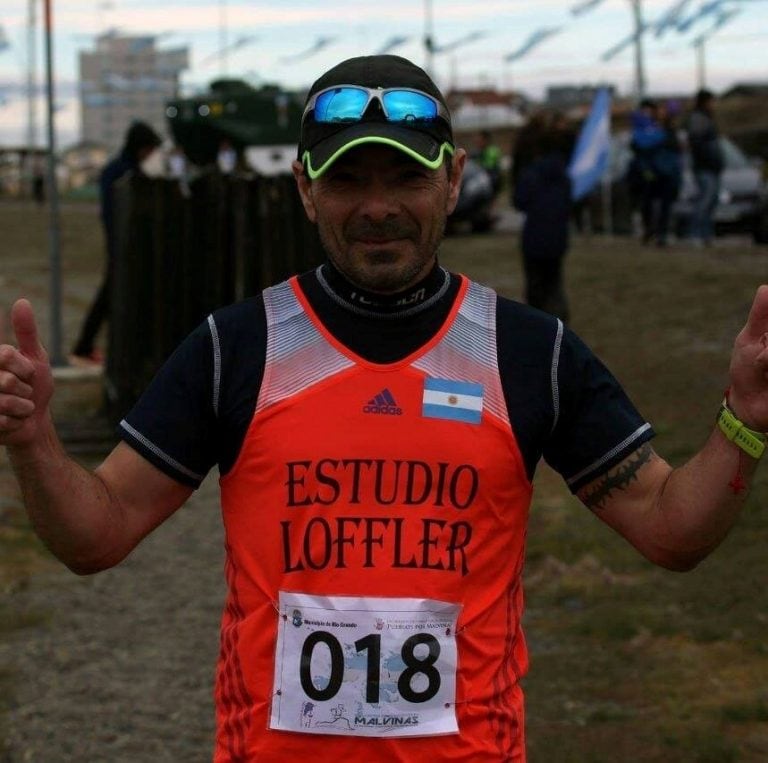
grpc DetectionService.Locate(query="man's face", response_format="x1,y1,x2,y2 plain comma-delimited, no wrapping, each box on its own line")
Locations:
294,144,465,294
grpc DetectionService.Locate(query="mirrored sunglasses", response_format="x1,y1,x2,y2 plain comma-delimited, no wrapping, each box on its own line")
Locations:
303,85,450,125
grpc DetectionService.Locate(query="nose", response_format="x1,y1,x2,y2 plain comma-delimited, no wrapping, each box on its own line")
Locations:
355,178,401,222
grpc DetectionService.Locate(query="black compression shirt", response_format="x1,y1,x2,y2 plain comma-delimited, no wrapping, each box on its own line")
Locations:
119,264,654,493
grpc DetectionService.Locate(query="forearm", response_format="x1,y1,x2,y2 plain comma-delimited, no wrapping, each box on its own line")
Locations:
8,414,126,574
583,285,768,570
654,427,758,567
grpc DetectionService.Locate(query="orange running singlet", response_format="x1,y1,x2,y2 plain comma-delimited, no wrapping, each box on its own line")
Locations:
215,275,533,762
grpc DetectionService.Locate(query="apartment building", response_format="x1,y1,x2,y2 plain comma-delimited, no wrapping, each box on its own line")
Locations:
79,32,188,153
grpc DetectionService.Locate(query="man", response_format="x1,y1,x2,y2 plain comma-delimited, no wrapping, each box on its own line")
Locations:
0,55,766,762
686,88,724,246
69,121,163,366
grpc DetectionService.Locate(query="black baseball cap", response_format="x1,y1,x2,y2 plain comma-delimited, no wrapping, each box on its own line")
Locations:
298,55,454,179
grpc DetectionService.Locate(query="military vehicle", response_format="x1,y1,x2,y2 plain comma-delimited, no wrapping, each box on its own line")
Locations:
165,78,305,171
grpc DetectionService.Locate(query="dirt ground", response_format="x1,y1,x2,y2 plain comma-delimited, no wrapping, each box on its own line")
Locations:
1,200,767,762
0,201,224,762
0,475,224,762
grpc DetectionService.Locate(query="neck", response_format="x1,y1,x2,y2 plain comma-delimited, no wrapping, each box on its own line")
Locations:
317,261,451,318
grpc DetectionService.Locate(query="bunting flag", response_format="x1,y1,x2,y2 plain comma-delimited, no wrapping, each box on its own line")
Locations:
570,0,607,16
654,0,695,37
200,34,258,66
675,0,728,33
601,24,647,61
376,35,410,55
504,27,561,62
710,7,742,33
568,88,612,201
432,30,487,54
280,36,337,63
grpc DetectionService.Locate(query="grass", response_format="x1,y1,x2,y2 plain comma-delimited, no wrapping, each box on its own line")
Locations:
1,200,767,760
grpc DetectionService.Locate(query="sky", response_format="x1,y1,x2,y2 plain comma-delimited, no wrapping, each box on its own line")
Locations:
1,0,767,147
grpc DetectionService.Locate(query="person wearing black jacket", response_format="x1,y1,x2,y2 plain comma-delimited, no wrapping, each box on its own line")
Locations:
513,119,572,324
70,121,162,365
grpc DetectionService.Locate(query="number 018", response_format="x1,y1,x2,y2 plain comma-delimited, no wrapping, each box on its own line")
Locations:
299,631,442,705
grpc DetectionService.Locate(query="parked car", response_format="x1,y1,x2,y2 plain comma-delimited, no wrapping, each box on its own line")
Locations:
447,158,496,234
588,132,767,242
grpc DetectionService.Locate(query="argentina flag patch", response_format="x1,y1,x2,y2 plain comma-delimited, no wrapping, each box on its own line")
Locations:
422,378,484,424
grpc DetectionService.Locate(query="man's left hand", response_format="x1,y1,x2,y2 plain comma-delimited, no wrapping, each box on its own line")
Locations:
728,284,768,431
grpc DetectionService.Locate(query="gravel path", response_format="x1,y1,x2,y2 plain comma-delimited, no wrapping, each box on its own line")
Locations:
0,476,225,763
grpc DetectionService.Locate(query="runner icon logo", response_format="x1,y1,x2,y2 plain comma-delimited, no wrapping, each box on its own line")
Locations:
363,388,403,416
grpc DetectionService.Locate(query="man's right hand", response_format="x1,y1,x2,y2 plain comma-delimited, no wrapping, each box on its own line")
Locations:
0,299,54,447
0,300,192,574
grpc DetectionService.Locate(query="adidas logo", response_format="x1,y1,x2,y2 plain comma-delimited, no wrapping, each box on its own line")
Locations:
363,388,403,416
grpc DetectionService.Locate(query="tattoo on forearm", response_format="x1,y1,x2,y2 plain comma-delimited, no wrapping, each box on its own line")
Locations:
579,443,654,511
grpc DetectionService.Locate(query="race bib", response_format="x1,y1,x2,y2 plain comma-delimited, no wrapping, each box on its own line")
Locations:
270,591,461,737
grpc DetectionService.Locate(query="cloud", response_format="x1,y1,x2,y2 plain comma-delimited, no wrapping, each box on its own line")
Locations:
0,93,78,147
52,0,566,33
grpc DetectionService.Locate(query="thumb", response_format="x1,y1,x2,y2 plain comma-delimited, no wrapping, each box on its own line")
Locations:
742,284,768,340
11,299,46,360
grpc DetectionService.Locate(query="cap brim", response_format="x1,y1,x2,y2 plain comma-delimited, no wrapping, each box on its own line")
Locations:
302,122,453,179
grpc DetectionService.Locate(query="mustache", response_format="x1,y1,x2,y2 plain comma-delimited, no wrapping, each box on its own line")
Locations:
344,218,420,240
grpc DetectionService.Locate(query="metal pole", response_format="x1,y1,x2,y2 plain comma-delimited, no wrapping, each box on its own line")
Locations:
630,0,647,100
43,0,64,366
424,0,434,76
26,0,38,195
695,38,706,89
219,0,228,77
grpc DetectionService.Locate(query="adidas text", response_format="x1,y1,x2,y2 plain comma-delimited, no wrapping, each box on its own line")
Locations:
363,404,403,416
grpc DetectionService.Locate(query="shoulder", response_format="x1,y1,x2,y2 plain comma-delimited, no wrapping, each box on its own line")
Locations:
491,294,564,478
496,293,563,361
686,111,710,133
209,294,268,347
100,155,131,182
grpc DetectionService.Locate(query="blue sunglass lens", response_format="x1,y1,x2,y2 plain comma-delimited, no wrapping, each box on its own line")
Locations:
381,90,438,122
313,87,369,122
312,88,440,123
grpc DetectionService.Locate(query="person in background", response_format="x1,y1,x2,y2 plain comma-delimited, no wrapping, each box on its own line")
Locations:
629,99,683,246
168,145,191,198
69,121,162,367
686,88,724,246
216,139,238,175
509,111,548,196
651,100,683,246
472,129,502,196
31,155,45,206
513,115,573,324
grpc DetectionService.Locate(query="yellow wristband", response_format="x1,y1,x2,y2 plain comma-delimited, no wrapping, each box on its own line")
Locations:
717,399,766,459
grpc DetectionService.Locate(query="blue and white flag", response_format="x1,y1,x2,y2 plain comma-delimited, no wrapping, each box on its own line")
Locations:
422,378,484,425
568,88,612,201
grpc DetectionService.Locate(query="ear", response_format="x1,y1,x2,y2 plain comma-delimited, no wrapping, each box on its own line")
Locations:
445,148,467,216
292,159,317,223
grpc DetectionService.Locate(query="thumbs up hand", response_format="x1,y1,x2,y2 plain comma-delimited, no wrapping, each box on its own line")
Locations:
0,299,54,447
728,285,768,433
